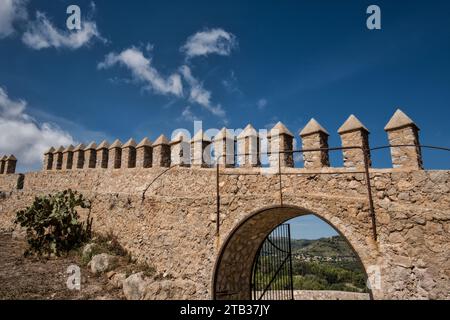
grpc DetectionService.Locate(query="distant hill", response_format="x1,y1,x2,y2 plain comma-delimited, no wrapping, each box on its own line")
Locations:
291,236,356,259
289,236,367,292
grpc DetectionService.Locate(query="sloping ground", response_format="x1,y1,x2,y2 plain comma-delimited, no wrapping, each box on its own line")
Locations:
0,233,124,300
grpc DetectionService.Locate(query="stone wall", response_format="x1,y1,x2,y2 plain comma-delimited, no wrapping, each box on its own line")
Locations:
0,174,21,192
0,166,448,300
0,110,448,300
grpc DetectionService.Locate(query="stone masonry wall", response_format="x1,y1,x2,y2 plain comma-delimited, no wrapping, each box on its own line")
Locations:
0,167,448,300
0,174,21,192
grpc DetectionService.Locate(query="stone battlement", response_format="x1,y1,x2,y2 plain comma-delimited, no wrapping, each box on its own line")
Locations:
40,109,424,173
0,155,17,175
0,109,448,300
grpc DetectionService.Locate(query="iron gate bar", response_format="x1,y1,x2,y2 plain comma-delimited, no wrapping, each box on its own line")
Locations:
266,237,291,254
251,224,294,300
287,224,294,300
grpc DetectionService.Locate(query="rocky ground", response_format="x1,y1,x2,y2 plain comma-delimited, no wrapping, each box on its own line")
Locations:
0,231,199,300
0,232,124,300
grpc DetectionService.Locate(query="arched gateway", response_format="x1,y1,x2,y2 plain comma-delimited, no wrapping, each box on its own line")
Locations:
212,205,372,300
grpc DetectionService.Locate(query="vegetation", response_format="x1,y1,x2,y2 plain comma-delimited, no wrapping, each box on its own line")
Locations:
253,236,368,293
291,236,355,258
14,190,92,256
292,261,367,292
79,230,156,278
291,236,368,292
79,230,130,265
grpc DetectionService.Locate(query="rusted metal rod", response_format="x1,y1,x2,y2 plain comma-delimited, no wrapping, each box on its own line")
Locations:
216,162,220,236
363,147,378,241
278,151,283,207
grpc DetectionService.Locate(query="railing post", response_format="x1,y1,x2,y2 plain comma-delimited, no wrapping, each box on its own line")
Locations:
362,146,377,241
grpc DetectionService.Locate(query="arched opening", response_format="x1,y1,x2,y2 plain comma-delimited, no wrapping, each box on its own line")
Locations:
212,205,372,300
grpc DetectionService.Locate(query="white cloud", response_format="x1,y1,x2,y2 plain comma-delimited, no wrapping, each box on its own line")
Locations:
0,87,75,169
99,47,183,97
179,106,199,122
179,65,225,118
257,98,268,110
0,0,27,38
22,11,105,50
181,28,237,59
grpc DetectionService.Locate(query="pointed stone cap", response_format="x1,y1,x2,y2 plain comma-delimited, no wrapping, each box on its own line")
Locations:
152,134,169,146
300,118,329,137
63,145,75,153
237,124,258,139
137,137,152,148
123,138,137,148
384,109,419,131
96,140,109,150
1,155,8,160
170,132,189,145
85,142,97,150
109,139,122,149
214,127,234,141
268,122,294,138
54,146,65,153
338,115,369,134
6,155,17,161
45,147,55,155
73,143,86,151
190,130,211,143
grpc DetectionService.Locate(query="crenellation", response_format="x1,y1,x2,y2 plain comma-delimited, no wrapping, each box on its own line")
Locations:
61,145,74,170
136,138,152,168
52,146,64,170
122,138,137,168
4,155,17,174
237,124,260,167
108,139,122,169
338,115,371,170
214,128,235,168
43,147,54,171
191,130,212,168
96,140,109,169
84,142,97,169
170,132,190,167
1,155,17,174
73,144,86,169
152,135,171,167
0,155,6,174
34,111,429,173
385,109,423,170
268,122,294,168
299,118,330,169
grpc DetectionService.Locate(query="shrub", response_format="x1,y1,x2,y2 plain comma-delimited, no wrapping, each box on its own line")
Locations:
80,231,130,266
14,189,92,256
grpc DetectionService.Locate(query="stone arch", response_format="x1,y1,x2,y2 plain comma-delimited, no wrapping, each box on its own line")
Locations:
212,204,372,300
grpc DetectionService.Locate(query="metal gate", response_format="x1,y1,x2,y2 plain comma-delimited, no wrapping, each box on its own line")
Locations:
251,224,294,300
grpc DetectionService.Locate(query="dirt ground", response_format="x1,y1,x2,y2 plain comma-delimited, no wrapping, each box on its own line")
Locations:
0,232,124,300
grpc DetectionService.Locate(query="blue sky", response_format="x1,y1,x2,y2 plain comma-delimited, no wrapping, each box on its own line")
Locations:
287,215,338,240
0,1,449,238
